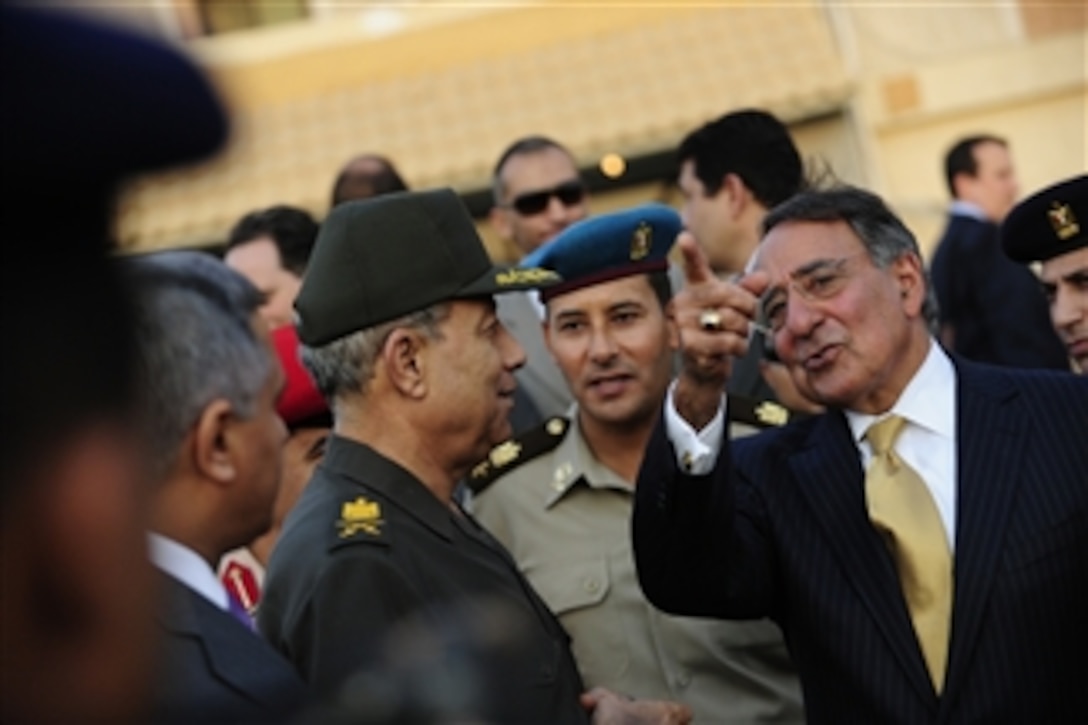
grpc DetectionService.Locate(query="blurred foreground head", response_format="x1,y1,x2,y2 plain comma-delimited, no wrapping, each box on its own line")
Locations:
0,5,227,722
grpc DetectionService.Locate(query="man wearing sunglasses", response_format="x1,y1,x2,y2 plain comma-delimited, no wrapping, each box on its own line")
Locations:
490,136,592,424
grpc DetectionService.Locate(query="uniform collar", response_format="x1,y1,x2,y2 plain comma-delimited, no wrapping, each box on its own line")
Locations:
321,434,456,541
544,409,632,509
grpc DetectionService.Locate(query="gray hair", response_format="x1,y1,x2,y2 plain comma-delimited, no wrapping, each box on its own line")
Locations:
762,186,940,334
300,303,450,406
119,251,271,480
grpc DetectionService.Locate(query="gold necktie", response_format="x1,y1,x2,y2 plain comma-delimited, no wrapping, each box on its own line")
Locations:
865,415,952,692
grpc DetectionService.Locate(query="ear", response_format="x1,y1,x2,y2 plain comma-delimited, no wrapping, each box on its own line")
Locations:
382,327,428,398
721,173,750,218
192,399,238,485
892,252,926,318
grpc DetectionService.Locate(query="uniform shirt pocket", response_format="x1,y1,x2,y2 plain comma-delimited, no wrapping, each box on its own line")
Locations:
530,558,630,684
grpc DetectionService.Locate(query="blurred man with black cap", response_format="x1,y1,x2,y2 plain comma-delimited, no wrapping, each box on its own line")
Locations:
1,5,226,722
469,205,803,722
259,188,691,724
1002,174,1088,373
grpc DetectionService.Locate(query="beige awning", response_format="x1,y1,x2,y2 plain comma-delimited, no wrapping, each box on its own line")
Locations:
116,1,851,252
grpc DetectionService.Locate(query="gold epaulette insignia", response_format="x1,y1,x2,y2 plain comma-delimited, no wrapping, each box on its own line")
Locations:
489,440,522,468
337,496,384,539
730,395,807,430
755,401,789,427
468,416,570,494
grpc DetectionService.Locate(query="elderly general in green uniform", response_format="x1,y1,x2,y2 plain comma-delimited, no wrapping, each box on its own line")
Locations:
258,189,693,724
468,205,805,722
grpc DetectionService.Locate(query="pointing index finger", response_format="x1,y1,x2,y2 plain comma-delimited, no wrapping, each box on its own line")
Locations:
677,231,716,286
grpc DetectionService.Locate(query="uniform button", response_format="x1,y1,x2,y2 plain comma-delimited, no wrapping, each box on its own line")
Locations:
584,578,600,594
681,451,693,472
675,669,691,688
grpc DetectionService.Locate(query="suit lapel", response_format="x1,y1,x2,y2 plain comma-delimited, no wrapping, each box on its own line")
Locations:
940,363,1024,712
159,575,290,710
789,412,935,704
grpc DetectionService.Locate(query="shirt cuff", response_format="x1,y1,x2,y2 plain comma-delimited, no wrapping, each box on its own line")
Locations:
664,380,726,475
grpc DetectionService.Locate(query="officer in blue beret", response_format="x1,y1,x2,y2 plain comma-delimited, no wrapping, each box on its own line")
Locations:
469,204,803,723
1001,175,1088,373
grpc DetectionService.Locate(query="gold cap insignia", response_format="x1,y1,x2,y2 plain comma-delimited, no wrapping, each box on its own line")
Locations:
496,268,560,286
1048,201,1080,241
755,401,789,427
489,440,522,468
337,496,384,538
630,221,652,261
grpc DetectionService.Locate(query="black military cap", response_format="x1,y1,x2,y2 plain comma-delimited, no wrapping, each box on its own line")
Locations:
1001,175,1088,264
295,188,561,345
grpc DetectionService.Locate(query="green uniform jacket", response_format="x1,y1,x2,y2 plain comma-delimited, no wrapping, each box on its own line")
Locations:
259,435,589,723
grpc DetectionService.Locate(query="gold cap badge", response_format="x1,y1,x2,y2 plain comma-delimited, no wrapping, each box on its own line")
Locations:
630,221,652,261
1048,201,1080,241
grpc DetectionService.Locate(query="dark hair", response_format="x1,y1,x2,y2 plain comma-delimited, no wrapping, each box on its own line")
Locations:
763,186,939,332
943,135,1006,199
226,205,319,276
678,109,804,208
491,136,577,204
330,154,409,208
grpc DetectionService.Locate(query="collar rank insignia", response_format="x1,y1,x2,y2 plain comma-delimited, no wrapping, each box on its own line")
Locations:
630,221,652,260
1048,201,1080,241
755,401,789,427
337,496,383,539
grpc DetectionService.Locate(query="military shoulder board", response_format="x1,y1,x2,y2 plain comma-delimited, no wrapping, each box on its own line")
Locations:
728,395,807,430
467,416,570,495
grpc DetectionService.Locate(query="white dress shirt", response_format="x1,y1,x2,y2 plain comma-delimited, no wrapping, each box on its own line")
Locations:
665,340,959,548
149,532,229,611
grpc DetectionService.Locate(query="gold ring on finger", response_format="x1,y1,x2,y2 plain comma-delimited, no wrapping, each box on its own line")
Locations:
699,309,723,332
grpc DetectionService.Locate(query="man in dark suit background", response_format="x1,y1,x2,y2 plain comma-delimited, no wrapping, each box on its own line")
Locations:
928,135,1067,369
121,251,309,724
633,186,1087,723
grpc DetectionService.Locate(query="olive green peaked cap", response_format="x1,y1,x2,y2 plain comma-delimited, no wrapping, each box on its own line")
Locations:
295,188,561,345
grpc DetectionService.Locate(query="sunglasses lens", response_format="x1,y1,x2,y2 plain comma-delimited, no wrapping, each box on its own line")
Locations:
511,182,585,216
554,182,585,206
512,191,550,216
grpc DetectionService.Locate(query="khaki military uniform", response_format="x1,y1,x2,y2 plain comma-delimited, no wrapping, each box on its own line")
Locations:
469,411,805,723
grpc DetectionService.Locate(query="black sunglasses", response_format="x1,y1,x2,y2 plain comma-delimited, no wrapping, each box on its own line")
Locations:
508,181,586,216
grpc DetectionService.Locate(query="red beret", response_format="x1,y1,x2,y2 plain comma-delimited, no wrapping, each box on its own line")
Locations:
272,325,329,428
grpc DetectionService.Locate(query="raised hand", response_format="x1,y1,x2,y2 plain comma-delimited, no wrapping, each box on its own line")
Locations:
670,231,768,428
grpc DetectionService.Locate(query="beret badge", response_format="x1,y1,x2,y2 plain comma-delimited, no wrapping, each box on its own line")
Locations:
630,221,652,261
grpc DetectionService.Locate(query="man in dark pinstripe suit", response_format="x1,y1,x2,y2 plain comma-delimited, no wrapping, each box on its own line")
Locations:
633,186,1087,724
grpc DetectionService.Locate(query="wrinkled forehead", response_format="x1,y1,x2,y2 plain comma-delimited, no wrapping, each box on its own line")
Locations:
753,219,866,280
